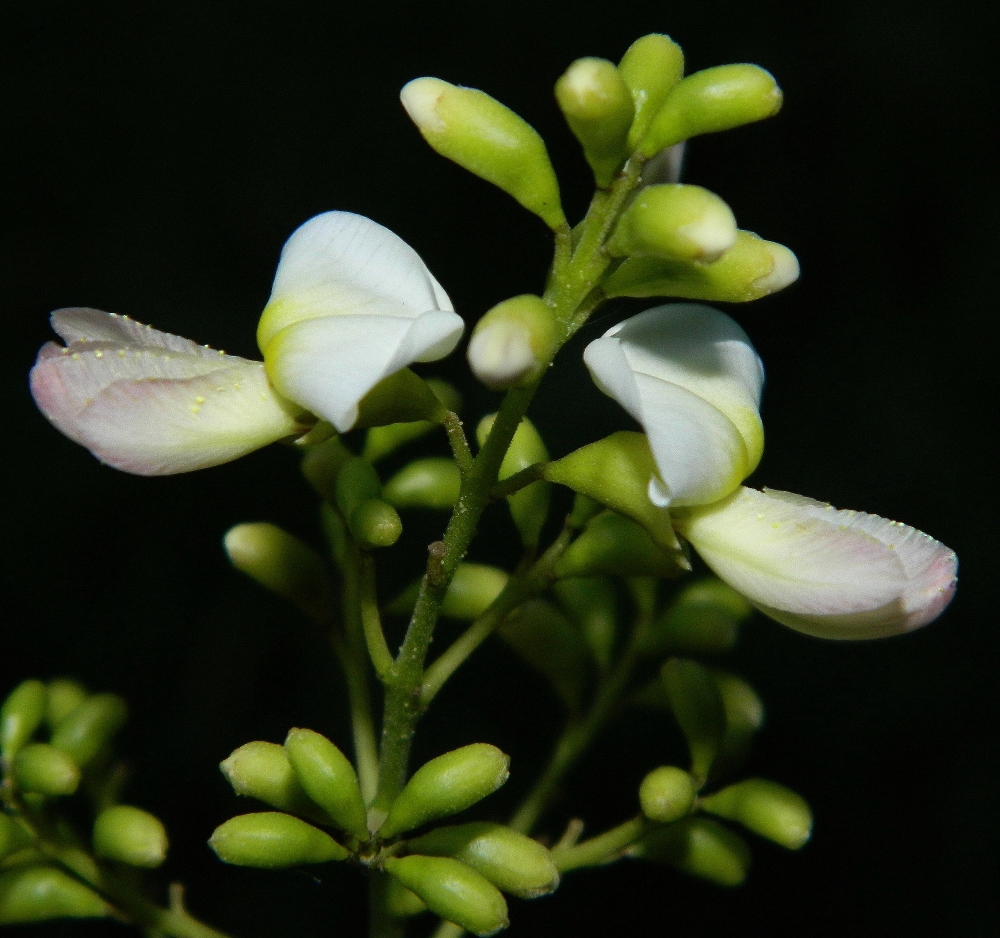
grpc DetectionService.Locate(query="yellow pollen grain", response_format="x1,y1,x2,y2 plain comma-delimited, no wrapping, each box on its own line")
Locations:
191,405,201,414
94,350,103,358
195,396,206,404
71,353,80,360
117,349,126,357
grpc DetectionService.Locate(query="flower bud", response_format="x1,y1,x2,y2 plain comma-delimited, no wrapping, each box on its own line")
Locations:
353,368,448,430
401,77,566,230
0,866,110,923
335,456,403,549
1,680,47,759
638,766,697,823
710,669,765,774
607,185,737,264
379,744,510,840
284,728,369,841
555,511,686,579
44,680,88,731
701,778,812,850
618,34,685,150
467,295,558,391
408,822,560,898
209,812,348,868
641,579,752,657
49,693,127,769
301,436,353,504
552,576,618,671
384,856,509,937
13,743,80,796
223,523,332,621
640,64,783,157
220,741,326,823
661,658,726,782
92,805,168,868
634,817,750,886
363,379,462,463
384,877,428,918
443,565,510,620
0,816,33,862
555,57,634,187
383,458,462,510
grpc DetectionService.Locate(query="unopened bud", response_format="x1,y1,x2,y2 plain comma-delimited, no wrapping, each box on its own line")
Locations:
354,369,448,429
468,296,557,391
379,744,510,840
301,436,353,504
555,57,634,187
0,866,110,923
13,743,80,796
1,680,47,760
209,812,348,868
642,578,752,656
618,34,685,150
220,741,326,823
93,805,168,868
638,766,696,823
363,379,462,463
49,693,127,769
384,855,509,937
44,680,87,731
555,511,685,579
443,565,509,620
552,576,618,671
701,778,812,850
284,728,369,841
383,458,462,510
634,817,750,886
336,456,403,549
0,816,33,862
711,669,765,773
384,877,428,918
401,78,566,230
607,184,737,264
409,822,559,898
661,658,726,782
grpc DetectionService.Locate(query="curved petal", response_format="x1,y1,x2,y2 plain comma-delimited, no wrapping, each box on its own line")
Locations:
675,487,958,639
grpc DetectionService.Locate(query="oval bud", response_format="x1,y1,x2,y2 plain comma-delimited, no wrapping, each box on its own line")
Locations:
363,379,462,464
220,740,326,823
224,523,331,621
1,680,47,759
336,456,403,549
555,57,634,187
44,680,88,731
93,805,168,868
468,295,558,391
618,34,685,149
49,693,127,769
443,565,510,620
384,877,428,918
642,578,752,657
401,77,566,229
379,744,510,840
710,669,765,774
701,778,812,850
552,576,618,671
383,458,462,510
640,64,783,157
0,866,110,924
209,812,348,868
555,511,686,579
301,436,353,504
408,822,559,898
384,856,509,937
607,184,738,264
638,766,697,823
12,743,80,796
0,816,33,862
634,817,750,886
661,658,727,783
284,728,369,841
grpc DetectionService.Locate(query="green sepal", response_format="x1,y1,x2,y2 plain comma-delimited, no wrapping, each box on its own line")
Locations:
701,778,812,850
0,866,110,923
661,658,726,783
1,680,47,760
363,379,462,463
552,576,618,671
555,511,686,579
92,805,168,868
209,812,348,868
619,34,685,150
383,458,462,510
49,693,127,769
353,369,448,430
638,766,697,823
640,578,752,657
633,817,750,886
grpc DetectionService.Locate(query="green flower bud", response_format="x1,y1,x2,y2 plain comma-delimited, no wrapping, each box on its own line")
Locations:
710,669,765,774
467,296,558,391
552,576,618,671
223,523,331,621
618,34,685,150
701,778,812,850
478,415,550,549
0,816,33,862
363,379,462,464
555,57,634,187
220,741,327,823
383,458,462,510
607,184,737,264
1,680,47,759
301,436,353,504
92,805,168,868
444,565,510,620
284,728,369,841
640,64,783,157
661,658,726,783
209,812,348,868
384,877,428,918
336,456,403,549
384,856,509,937
638,766,697,823
354,369,448,430
401,77,566,230
634,817,750,886
555,511,685,579
49,693,127,769
641,579,752,657
0,866,110,923
12,743,80,796
379,744,510,840
44,680,88,731
408,822,559,898
603,230,799,302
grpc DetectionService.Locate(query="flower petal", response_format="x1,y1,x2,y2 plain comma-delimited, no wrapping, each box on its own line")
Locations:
675,487,958,639
50,307,220,358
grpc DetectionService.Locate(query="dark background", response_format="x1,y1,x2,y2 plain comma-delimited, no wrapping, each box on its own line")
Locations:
2,2,994,936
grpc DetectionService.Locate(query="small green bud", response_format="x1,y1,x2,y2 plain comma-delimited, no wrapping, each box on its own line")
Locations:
379,744,510,840
710,669,765,774
384,877,428,918
0,866,110,923
634,817,750,886
555,511,685,579
607,184,737,264
618,34,685,149
12,743,80,796
642,579,752,657
401,77,566,229
92,805,168,868
552,576,618,670
661,658,726,783
223,523,332,621
555,57,634,187
383,458,462,510
284,728,369,841
44,680,88,731
49,693,127,769
701,778,812,850
443,564,510,620
363,379,462,463
408,822,559,898
0,816,33,862
354,368,448,430
209,812,348,868
640,64,783,157
384,856,509,937
301,435,353,504
1,680,47,759
467,295,558,391
336,456,403,549
639,766,697,823
220,741,326,822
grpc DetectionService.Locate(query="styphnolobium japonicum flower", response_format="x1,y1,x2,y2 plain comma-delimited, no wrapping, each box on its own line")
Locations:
6,31,956,938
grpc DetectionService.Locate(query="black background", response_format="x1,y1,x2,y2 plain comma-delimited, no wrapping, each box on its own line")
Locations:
1,2,995,936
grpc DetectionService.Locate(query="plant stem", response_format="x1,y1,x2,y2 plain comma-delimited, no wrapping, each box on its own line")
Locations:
552,815,646,872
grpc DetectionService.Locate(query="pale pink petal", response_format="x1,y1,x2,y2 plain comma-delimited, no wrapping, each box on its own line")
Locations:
51,308,221,359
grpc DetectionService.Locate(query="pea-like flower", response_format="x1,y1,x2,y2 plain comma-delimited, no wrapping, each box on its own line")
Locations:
30,212,464,475
583,303,957,639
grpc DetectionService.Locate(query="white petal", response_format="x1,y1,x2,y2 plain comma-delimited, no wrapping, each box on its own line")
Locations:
51,308,221,359
675,487,958,639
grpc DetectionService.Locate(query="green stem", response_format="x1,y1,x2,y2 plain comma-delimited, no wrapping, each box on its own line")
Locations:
358,551,394,681
441,410,473,473
552,815,646,873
